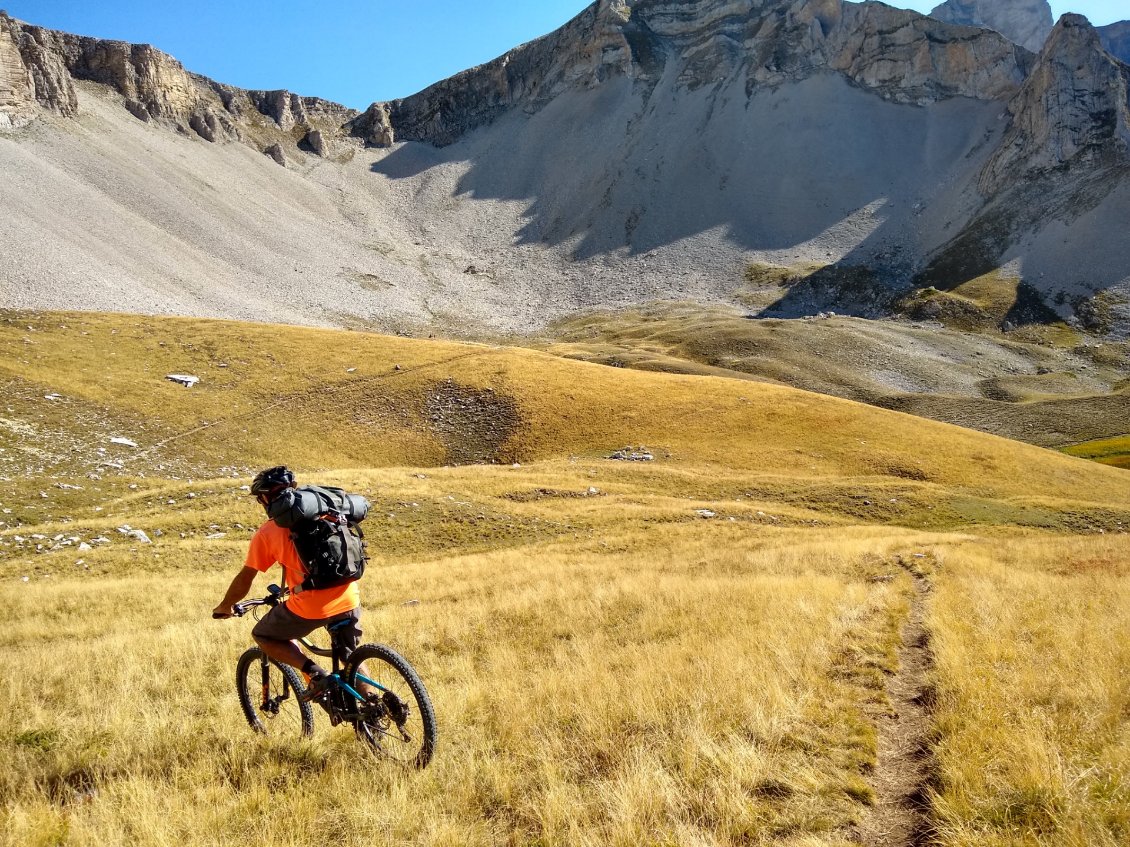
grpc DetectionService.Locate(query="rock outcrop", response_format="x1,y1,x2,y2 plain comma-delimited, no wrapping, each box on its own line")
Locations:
982,15,1130,192
1,12,77,125
263,142,287,166
0,11,357,154
929,0,1053,53
918,14,1130,288
1098,21,1130,64
0,14,36,128
348,102,394,146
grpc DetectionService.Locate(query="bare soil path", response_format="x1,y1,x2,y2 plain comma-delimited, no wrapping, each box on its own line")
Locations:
855,557,938,846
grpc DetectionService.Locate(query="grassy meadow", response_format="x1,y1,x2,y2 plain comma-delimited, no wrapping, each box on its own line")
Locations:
1,312,1128,846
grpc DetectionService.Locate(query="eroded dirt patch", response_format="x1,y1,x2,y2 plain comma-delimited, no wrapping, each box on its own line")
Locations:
425,379,521,465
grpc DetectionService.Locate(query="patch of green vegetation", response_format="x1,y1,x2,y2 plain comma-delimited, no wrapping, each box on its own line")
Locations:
1009,322,1083,349
13,728,61,751
895,271,1071,338
1062,435,1130,469
363,240,396,256
896,286,995,331
742,262,826,288
344,270,392,291
1080,341,1130,369
977,372,1085,403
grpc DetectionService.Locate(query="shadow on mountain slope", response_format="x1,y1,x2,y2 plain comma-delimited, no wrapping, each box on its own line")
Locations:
372,73,1001,260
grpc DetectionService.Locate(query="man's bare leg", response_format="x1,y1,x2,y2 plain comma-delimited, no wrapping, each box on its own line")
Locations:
254,635,325,676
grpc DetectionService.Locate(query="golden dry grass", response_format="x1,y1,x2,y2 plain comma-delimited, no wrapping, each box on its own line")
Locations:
928,535,1130,846
0,487,926,847
0,311,1127,846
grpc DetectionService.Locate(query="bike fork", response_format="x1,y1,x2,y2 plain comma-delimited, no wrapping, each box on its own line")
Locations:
260,657,271,708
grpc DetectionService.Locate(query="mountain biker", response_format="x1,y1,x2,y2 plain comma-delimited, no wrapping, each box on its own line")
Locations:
212,465,361,702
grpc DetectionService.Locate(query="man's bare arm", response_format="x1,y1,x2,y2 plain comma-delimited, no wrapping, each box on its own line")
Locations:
213,567,258,618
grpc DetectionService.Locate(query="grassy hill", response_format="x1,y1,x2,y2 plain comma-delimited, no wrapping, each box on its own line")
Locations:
1,311,1127,847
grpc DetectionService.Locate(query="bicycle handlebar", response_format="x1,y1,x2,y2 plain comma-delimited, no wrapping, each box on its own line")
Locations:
213,585,334,657
213,585,288,619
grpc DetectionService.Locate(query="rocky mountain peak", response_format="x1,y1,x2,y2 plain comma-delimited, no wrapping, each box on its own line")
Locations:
918,12,1130,292
981,12,1130,192
930,0,1053,52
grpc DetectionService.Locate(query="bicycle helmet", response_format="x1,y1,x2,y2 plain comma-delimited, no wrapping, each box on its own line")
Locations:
250,466,295,499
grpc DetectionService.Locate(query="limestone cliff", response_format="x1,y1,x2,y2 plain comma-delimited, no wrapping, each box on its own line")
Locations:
1,12,76,125
0,12,357,157
982,14,1130,193
0,14,36,128
929,0,1053,53
355,0,1032,147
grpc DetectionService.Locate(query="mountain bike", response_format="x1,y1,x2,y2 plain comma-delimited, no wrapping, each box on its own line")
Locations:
227,585,437,768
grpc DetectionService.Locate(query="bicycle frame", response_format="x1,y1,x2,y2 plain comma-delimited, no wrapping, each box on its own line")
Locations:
314,618,394,718
233,586,404,733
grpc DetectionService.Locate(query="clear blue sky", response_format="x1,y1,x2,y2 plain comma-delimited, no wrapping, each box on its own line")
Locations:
1,1,1124,110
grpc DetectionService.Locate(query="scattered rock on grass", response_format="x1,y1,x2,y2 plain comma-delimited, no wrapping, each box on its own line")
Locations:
116,525,151,543
165,374,200,388
608,446,654,462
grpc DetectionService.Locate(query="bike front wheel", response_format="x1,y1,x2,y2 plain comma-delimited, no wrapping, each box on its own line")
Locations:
345,644,436,768
235,647,314,737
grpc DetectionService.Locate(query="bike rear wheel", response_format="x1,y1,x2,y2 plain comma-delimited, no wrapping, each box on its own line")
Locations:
235,647,314,737
345,644,436,768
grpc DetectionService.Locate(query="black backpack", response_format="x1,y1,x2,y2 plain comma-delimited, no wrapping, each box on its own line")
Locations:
266,485,370,592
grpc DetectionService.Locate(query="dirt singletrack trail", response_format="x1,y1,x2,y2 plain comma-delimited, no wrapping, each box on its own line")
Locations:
855,556,939,846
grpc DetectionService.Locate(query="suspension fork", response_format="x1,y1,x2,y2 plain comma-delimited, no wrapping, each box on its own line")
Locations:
260,654,271,707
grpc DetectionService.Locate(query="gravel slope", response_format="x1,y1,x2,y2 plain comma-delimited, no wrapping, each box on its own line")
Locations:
1,71,1127,338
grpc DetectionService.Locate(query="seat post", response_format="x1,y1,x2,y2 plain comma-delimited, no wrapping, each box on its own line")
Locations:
327,619,353,673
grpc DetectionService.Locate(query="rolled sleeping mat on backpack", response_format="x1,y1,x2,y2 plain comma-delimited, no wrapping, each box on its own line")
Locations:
342,493,369,522
310,486,369,523
267,486,369,528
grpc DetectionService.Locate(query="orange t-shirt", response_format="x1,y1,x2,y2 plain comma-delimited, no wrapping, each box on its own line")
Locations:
245,520,360,620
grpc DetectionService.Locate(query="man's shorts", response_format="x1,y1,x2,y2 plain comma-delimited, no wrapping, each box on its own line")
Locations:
251,603,362,654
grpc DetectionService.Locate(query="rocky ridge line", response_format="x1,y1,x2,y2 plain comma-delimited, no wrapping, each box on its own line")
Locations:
354,0,1034,147
0,11,358,161
0,1,1128,334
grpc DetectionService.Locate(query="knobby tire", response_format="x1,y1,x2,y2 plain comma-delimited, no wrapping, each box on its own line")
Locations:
346,643,437,768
